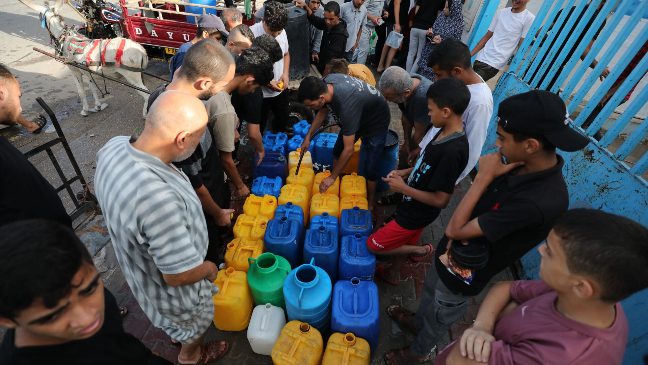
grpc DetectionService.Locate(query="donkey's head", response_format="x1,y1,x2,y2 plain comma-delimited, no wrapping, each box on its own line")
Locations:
19,0,67,40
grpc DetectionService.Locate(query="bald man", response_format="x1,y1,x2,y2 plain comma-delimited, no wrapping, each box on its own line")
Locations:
95,91,229,364
226,24,254,56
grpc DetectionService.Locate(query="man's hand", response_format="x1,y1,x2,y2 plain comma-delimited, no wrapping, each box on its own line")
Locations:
204,260,219,282
256,149,265,165
382,171,407,193
476,152,524,183
280,73,289,90
382,10,389,18
300,137,311,152
370,15,381,25
214,208,235,227
294,0,306,8
459,326,496,363
407,147,420,166
319,175,336,194
311,52,319,63
236,184,251,198
268,80,283,91
432,34,442,44
394,23,402,33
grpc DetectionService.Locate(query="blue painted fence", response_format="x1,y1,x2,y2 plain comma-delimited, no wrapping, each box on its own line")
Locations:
478,1,648,363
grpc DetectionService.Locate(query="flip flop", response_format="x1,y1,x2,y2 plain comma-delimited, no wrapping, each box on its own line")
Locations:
408,243,435,263
177,340,229,365
386,305,419,334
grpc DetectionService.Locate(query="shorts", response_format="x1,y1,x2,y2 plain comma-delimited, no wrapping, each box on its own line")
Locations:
367,219,424,252
335,131,387,181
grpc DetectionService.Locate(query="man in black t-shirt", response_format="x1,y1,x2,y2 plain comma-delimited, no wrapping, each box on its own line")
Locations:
383,90,590,364
0,220,171,365
298,74,390,210
367,78,469,283
0,64,71,228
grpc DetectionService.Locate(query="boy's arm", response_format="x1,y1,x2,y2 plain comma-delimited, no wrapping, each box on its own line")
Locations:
282,51,290,87
470,31,493,57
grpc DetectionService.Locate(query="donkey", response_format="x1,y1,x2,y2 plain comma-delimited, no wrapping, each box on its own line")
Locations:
20,0,150,117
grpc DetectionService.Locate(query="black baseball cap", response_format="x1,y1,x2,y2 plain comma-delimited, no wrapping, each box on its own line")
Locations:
497,90,590,152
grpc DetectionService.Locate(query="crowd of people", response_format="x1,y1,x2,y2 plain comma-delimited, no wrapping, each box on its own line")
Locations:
0,1,647,365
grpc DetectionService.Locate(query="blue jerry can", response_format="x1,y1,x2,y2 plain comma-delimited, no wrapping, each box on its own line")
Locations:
283,258,332,332
293,120,311,138
275,202,305,227
331,278,380,349
251,176,283,198
339,234,375,281
264,216,304,268
339,207,372,237
263,132,289,155
310,212,339,236
254,152,287,181
304,225,339,282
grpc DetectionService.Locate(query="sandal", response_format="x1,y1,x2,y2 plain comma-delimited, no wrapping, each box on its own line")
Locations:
386,305,419,335
377,193,402,206
177,340,229,365
408,243,435,263
31,114,47,134
383,346,434,365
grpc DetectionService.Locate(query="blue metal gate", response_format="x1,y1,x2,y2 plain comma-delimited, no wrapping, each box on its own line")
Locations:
475,1,647,363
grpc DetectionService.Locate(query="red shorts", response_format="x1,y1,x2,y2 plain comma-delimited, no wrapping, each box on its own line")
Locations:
367,220,424,252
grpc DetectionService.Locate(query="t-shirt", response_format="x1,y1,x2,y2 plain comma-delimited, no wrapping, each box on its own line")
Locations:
324,73,391,138
205,91,238,153
231,88,262,125
169,41,193,80
395,130,468,230
476,7,536,70
398,74,433,125
0,289,171,365
420,80,493,183
251,22,289,98
434,156,568,296
340,1,368,51
435,281,628,365
0,136,71,228
94,136,216,342
412,0,444,30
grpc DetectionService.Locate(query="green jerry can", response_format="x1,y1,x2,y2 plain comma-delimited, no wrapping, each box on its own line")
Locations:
248,252,292,308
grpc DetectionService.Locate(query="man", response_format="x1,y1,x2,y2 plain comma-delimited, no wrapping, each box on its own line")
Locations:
383,90,590,364
0,63,71,228
0,220,171,365
95,92,229,365
251,1,291,132
307,0,324,64
221,7,243,32
298,75,390,210
206,47,274,200
296,0,349,73
324,58,376,86
340,0,367,62
470,0,535,81
378,66,433,155
357,0,385,65
169,14,227,79
416,39,494,183
225,24,254,56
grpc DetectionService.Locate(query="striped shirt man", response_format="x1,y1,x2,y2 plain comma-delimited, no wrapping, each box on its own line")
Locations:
94,136,216,343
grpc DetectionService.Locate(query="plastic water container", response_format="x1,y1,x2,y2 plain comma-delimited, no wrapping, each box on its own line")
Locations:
322,332,371,365
275,202,305,227
279,184,311,220
313,171,340,196
310,193,340,222
339,196,369,216
233,214,269,240
271,321,323,365
304,225,339,282
359,129,398,192
331,278,380,349
212,267,253,331
342,139,362,175
185,0,216,24
312,133,337,167
287,135,304,155
286,167,315,191
283,258,332,332
248,252,292,307
293,120,311,138
247,304,286,355
224,238,264,272
340,173,367,199
243,194,277,220
310,212,339,237
252,176,283,198
263,132,289,155
289,149,313,172
339,234,375,281
264,216,304,267
254,152,287,181
340,207,372,237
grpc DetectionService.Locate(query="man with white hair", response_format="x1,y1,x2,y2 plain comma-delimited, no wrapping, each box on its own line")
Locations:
378,66,433,157
95,91,230,365
221,7,243,32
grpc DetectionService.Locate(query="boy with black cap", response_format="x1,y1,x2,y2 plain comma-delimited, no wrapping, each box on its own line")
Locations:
383,90,590,364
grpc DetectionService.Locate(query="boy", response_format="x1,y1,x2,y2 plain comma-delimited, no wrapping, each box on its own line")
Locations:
324,58,376,87
439,209,648,365
296,0,349,73
0,220,171,364
470,0,535,81
367,78,470,283
383,90,590,364
251,1,291,132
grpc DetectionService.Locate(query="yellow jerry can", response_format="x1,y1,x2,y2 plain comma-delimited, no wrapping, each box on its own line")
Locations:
339,195,369,216
271,321,323,365
310,193,340,221
322,333,370,365
289,149,313,171
243,194,278,220
212,267,253,331
224,238,264,272
342,140,362,175
286,167,315,191
278,184,311,220
312,171,340,196
340,173,367,199
233,214,269,240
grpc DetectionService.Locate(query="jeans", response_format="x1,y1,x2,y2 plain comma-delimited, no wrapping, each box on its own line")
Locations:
473,60,500,82
406,28,427,73
357,25,374,65
410,260,470,356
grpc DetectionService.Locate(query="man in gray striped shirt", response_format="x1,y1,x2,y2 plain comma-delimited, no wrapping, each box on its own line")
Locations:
95,92,229,364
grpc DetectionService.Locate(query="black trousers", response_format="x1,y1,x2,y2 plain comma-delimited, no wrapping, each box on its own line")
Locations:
261,90,290,133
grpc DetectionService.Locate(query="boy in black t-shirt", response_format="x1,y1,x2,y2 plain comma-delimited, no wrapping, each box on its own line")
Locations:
0,221,171,365
367,78,470,283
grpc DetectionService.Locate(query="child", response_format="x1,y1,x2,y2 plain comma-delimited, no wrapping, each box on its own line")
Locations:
0,220,171,365
366,77,470,283
438,209,648,365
